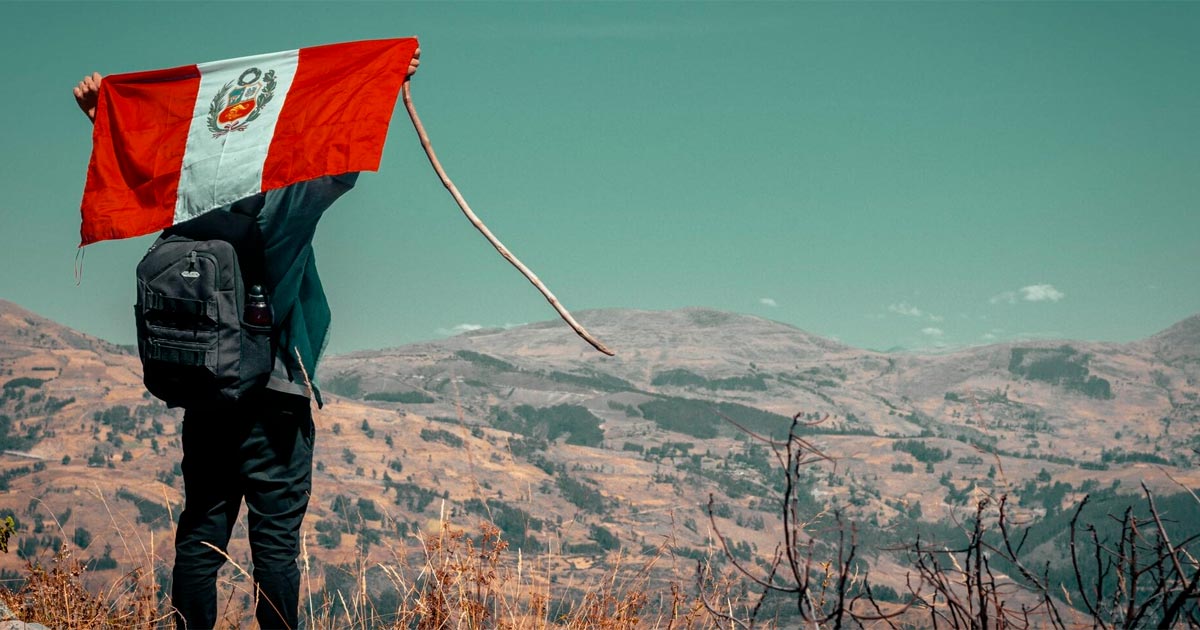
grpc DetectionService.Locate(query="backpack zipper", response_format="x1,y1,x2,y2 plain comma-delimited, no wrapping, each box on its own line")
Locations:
181,251,201,278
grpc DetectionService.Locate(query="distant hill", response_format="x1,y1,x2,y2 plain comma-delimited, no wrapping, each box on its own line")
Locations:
0,299,129,356
321,306,1200,471
1,300,1197,605
1142,313,1200,366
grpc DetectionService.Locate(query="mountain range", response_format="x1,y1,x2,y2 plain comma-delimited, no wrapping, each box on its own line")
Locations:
0,299,1197,600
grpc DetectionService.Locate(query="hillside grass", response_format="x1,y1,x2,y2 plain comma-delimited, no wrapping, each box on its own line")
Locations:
2,463,1198,628
0,510,739,629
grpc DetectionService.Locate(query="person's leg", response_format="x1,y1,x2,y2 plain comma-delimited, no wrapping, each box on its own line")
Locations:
172,406,248,629
242,391,313,630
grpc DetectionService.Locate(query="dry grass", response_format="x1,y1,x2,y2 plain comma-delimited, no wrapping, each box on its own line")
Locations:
8,489,1198,629
0,512,744,630
0,545,167,628
292,515,739,630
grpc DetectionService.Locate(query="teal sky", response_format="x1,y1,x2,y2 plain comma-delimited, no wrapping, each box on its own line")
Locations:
2,2,1197,353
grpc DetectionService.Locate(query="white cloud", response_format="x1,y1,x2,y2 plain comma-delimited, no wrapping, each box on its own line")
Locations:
989,291,1017,305
759,297,778,308
991,284,1065,304
435,323,484,336
889,302,943,322
1012,330,1063,340
921,327,944,337
888,302,924,317
436,322,526,336
1020,284,1065,302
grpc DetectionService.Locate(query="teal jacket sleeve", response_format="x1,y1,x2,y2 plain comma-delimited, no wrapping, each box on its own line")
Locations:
256,173,359,402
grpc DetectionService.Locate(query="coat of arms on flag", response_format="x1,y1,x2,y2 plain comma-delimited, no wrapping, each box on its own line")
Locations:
208,67,277,137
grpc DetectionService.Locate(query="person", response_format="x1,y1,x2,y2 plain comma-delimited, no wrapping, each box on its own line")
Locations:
73,47,419,630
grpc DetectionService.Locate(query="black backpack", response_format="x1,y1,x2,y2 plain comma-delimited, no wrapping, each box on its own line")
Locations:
134,209,274,408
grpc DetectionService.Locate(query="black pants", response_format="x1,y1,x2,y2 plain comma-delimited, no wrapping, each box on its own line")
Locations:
172,390,314,630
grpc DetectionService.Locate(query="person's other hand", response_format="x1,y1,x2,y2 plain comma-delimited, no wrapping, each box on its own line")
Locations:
406,48,420,81
73,72,103,123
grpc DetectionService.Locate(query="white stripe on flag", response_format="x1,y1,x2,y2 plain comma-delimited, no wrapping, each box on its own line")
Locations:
174,49,299,224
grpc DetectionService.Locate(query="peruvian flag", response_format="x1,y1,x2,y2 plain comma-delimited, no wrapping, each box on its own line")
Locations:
80,38,419,246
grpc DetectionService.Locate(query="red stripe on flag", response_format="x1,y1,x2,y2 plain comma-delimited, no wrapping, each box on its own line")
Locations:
262,38,418,190
80,64,200,246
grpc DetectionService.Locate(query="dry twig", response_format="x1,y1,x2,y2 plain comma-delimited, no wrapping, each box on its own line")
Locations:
402,83,614,357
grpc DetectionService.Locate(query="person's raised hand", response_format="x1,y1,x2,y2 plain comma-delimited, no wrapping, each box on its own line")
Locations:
73,72,103,123
406,48,420,81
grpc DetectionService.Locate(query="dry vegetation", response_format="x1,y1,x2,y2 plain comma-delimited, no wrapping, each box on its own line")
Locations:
0,513,736,629
1,414,1197,629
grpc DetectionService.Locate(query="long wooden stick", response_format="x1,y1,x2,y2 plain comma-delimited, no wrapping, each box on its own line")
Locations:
401,82,614,356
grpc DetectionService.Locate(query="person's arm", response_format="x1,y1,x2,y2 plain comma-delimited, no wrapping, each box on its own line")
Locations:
257,174,359,270
73,72,103,124
259,44,419,265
